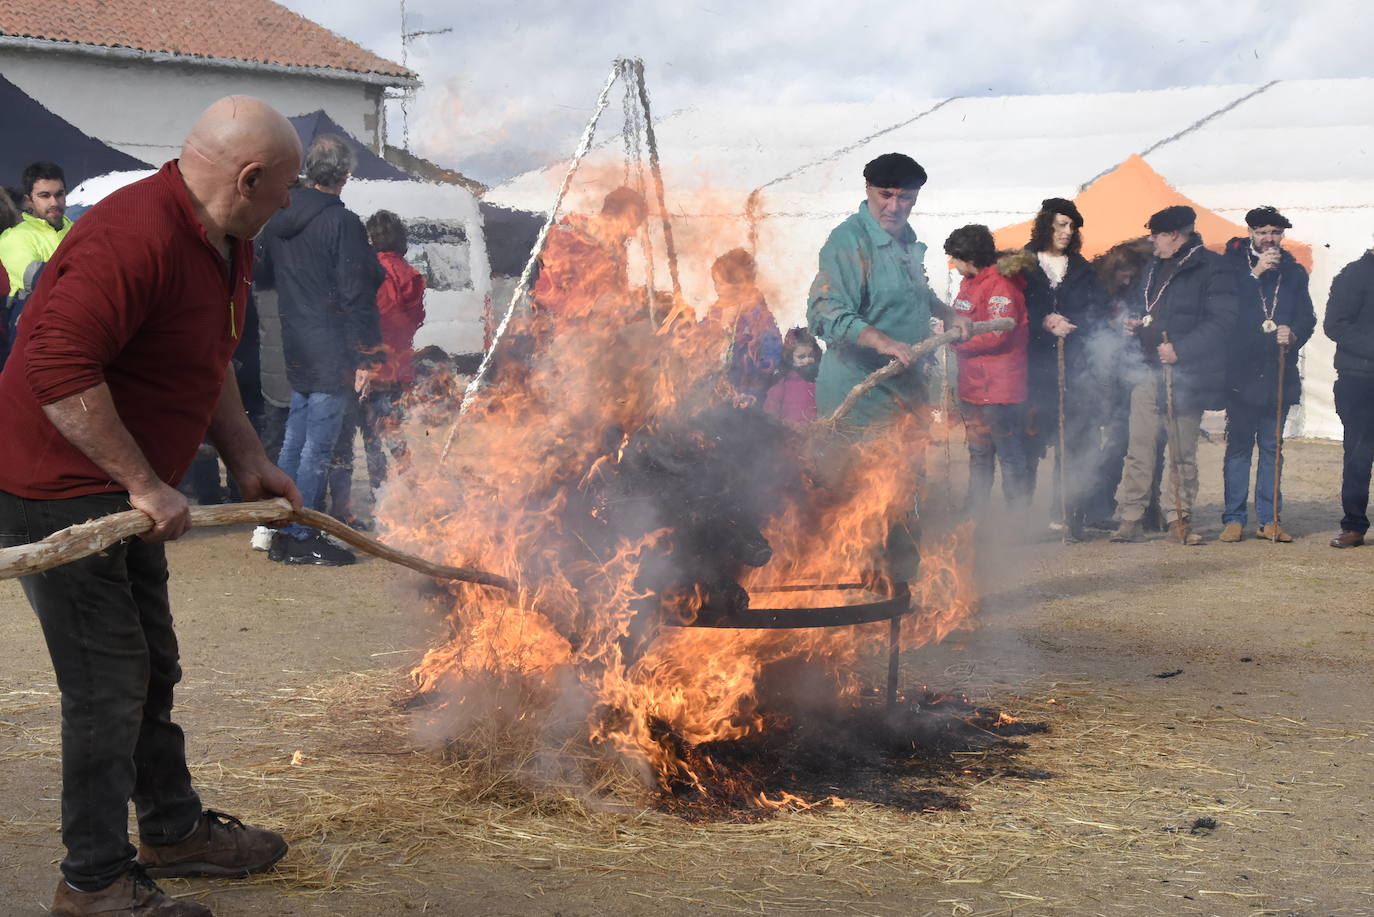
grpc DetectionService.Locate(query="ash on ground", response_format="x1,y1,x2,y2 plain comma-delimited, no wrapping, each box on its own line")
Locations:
652,690,1050,822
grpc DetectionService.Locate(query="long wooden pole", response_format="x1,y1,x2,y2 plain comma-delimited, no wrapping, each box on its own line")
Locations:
1271,340,1289,542
1056,336,1068,540
823,318,1013,427
0,499,517,592
1161,333,1186,535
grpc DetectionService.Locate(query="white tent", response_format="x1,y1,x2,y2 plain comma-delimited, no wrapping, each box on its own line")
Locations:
488,77,1374,439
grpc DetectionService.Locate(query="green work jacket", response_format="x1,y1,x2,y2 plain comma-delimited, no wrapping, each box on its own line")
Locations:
807,202,937,427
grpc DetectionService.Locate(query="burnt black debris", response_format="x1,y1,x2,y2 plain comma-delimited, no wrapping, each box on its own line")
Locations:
649,691,1049,822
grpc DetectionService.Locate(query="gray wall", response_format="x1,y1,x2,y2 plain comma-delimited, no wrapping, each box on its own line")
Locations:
0,45,386,167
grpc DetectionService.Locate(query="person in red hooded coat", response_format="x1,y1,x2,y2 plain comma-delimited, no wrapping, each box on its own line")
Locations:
945,224,1032,512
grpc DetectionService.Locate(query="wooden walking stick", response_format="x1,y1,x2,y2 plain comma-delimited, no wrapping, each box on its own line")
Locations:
1056,336,1068,540
1271,339,1289,542
941,339,954,512
0,498,517,592
823,317,1013,427
1160,332,1187,538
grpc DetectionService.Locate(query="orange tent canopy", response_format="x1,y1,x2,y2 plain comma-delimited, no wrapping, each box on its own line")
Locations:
991,154,1312,270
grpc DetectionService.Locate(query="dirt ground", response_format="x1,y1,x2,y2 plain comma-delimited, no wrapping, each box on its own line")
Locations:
2,435,1371,917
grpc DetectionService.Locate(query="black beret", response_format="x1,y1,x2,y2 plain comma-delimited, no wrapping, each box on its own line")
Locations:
863,153,927,190
1147,205,1196,233
1245,206,1291,229
1040,197,1083,228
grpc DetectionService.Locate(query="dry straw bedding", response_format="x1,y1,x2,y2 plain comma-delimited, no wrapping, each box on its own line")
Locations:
3,669,1369,915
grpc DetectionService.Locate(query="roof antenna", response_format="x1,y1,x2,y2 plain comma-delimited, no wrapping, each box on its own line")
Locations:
398,0,451,151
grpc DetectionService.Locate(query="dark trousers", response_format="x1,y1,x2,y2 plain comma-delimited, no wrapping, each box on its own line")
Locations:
258,401,290,472
1335,374,1374,534
328,388,409,520
963,402,1030,508
1026,385,1098,523
0,490,202,890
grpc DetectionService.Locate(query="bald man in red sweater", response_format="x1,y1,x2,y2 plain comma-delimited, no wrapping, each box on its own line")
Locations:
0,96,303,917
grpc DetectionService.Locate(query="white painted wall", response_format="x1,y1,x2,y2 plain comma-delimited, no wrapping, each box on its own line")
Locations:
0,46,383,166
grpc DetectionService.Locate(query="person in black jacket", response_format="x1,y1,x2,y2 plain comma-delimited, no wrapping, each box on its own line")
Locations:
1112,205,1238,545
1218,207,1315,543
1324,243,1374,548
257,134,383,565
1022,197,1104,539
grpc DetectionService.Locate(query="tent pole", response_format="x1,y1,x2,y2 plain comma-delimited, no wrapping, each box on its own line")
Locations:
443,60,624,462
631,58,681,301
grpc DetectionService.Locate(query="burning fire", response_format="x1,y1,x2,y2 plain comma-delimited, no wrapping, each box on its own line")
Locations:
377,201,978,808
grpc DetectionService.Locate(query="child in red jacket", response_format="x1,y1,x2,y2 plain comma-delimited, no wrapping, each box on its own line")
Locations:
945,225,1032,511
362,210,425,482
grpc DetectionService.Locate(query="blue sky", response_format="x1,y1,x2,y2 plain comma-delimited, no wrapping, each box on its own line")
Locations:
277,0,1374,186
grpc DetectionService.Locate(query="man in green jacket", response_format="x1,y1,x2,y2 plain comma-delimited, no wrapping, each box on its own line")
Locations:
0,161,72,294
806,153,969,583
808,153,968,428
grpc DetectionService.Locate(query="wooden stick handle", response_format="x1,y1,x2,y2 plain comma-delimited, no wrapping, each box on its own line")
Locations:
823,317,1013,426
1272,340,1289,539
0,498,516,593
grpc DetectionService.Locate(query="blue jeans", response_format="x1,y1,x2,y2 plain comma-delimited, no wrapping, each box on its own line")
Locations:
963,402,1030,508
277,390,349,539
1223,401,1289,527
0,490,203,890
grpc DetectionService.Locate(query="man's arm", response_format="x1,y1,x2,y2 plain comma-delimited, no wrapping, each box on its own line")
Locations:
1324,260,1374,362
41,384,192,542
1171,259,1238,366
1285,267,1317,350
0,225,37,294
207,371,301,508
336,216,383,365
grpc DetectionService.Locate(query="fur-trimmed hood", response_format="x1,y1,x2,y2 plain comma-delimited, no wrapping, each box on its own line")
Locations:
996,249,1038,278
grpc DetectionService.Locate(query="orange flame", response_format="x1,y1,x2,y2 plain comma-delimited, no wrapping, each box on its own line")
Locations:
379,187,979,799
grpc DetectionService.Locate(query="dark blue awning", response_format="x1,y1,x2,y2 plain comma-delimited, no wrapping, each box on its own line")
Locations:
0,75,152,189
289,110,412,182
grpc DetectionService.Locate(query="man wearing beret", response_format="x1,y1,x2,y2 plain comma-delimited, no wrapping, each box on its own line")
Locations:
808,153,971,428
1112,205,1237,544
806,153,970,579
1218,207,1315,543
1324,238,1374,548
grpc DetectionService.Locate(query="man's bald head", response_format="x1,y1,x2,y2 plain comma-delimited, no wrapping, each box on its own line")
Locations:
179,96,302,242
182,95,301,176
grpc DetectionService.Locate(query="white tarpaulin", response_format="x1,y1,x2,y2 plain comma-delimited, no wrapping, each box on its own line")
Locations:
488,77,1374,439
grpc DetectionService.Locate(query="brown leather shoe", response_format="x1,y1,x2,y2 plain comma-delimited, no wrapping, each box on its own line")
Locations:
1219,522,1243,543
1256,523,1293,543
1169,521,1204,546
50,867,212,916
137,810,286,879
1330,530,1365,548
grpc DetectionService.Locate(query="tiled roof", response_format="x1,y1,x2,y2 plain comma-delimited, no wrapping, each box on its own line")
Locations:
0,0,413,80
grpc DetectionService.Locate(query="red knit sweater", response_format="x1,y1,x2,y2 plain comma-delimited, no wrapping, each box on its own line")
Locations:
0,161,251,499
